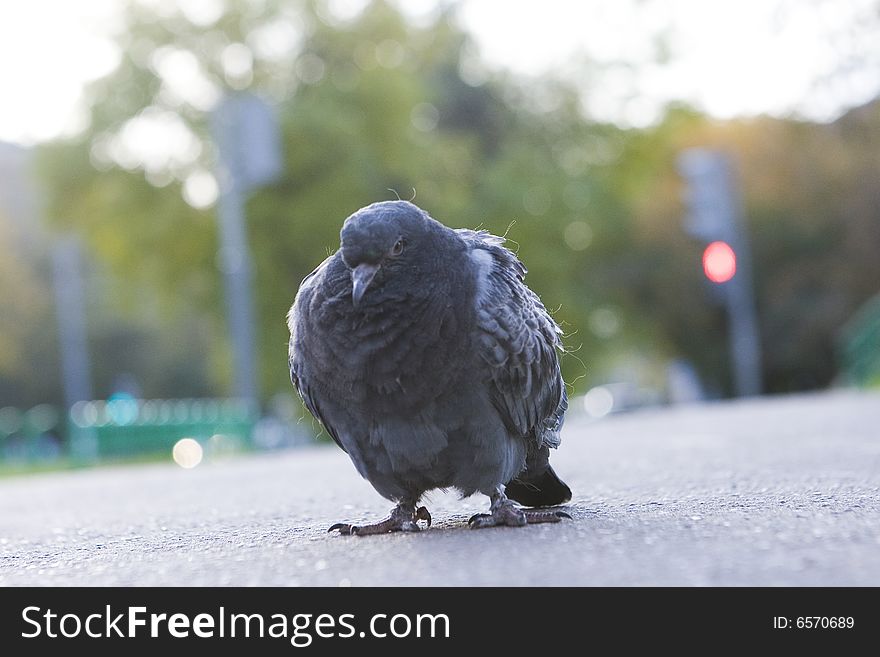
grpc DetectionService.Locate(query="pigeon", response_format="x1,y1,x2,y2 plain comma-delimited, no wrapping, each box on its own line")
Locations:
287,200,571,534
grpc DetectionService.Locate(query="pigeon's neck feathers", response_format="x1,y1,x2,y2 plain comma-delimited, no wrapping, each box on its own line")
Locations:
457,228,527,301
469,246,496,310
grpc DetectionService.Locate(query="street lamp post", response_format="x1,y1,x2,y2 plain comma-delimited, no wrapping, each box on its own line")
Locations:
211,93,282,410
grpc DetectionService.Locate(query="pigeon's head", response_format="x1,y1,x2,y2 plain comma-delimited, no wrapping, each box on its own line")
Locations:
340,201,439,306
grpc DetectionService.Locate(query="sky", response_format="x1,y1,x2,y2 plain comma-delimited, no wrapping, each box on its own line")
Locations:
0,0,878,145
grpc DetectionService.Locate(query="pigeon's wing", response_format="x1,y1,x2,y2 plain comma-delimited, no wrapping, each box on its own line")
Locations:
287,258,347,452
459,229,568,448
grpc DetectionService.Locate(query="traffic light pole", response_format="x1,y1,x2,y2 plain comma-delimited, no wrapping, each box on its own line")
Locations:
725,222,762,397
678,149,762,397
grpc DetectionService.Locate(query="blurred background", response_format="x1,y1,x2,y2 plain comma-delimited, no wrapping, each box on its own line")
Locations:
1,0,878,473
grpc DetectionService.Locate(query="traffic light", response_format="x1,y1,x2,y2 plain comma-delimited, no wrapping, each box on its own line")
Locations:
702,240,736,284
677,148,762,397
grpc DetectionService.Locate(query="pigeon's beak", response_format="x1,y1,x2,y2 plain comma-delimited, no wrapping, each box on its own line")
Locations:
351,263,380,307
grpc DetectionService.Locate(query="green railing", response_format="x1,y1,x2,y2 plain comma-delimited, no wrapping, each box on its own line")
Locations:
1,398,257,466
67,396,256,461
0,404,62,462
839,293,880,388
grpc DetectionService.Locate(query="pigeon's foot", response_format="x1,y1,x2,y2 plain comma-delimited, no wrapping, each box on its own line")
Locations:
468,489,571,529
329,504,431,537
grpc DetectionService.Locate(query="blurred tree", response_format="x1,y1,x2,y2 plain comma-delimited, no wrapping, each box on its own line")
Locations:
615,102,880,393
30,0,880,411
36,0,632,402
0,216,62,408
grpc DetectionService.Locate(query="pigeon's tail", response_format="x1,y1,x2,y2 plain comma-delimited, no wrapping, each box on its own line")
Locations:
505,465,572,508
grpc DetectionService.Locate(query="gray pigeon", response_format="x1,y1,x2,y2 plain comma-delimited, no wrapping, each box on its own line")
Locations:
287,200,571,534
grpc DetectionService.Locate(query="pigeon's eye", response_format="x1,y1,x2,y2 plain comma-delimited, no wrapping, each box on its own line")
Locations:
390,239,406,257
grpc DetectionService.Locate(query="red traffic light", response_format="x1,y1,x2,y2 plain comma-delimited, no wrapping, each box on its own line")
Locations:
702,241,736,283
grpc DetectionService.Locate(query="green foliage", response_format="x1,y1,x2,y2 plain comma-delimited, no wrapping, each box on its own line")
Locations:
20,0,880,411
618,106,880,392
0,217,62,407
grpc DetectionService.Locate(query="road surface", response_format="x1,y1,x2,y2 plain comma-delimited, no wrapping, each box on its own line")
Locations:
1,390,878,586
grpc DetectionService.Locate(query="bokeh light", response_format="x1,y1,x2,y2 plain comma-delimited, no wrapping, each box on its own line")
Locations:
182,169,219,209
564,221,593,251
107,392,139,426
411,102,439,132
589,307,621,339
172,437,203,468
70,401,98,428
0,406,23,435
583,386,614,418
25,404,58,433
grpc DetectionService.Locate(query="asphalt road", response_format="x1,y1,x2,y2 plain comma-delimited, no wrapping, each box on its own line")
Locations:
1,390,878,586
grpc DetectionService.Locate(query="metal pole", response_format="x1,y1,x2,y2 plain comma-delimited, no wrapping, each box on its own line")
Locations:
211,93,281,410
216,173,258,406
52,237,93,408
724,160,762,397
52,237,99,460
725,254,762,396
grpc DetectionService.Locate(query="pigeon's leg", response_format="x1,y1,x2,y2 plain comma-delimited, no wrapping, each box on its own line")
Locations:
329,501,432,536
468,487,570,529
